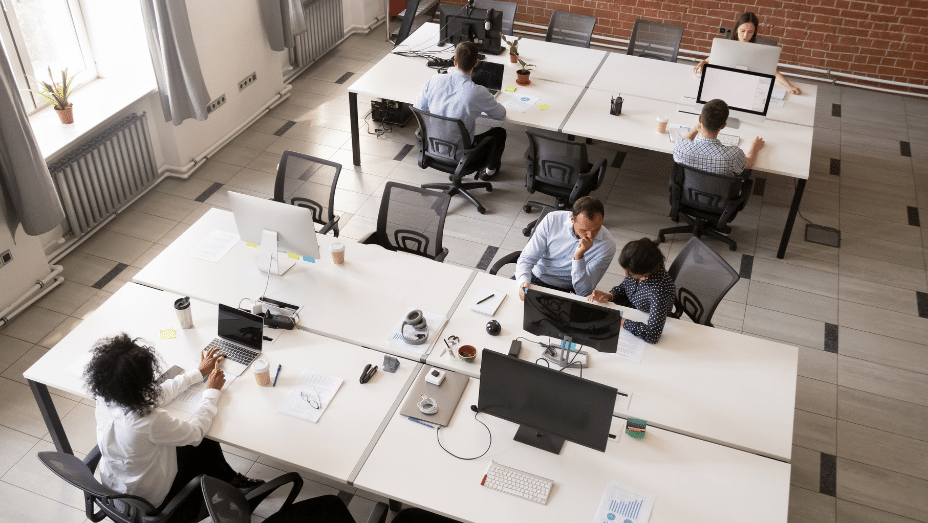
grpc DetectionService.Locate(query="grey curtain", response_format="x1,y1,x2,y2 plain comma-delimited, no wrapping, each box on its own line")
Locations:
260,0,309,51
0,41,66,238
139,0,211,126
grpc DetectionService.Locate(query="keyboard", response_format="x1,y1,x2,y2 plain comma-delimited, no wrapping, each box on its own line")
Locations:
480,461,553,505
208,338,259,366
717,133,740,146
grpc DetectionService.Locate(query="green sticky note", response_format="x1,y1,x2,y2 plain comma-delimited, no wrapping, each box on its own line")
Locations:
504,86,516,92
626,418,647,439
287,252,299,260
245,242,258,249
538,104,549,110
159,328,177,341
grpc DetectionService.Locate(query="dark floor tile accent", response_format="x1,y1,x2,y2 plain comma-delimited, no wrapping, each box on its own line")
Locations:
908,206,920,227
476,246,499,271
752,177,766,197
824,323,839,354
611,151,626,169
334,72,354,84
194,182,224,203
819,453,837,497
917,291,928,319
393,144,414,161
900,141,911,157
92,263,129,290
274,120,297,136
831,103,841,117
829,158,840,176
739,254,753,280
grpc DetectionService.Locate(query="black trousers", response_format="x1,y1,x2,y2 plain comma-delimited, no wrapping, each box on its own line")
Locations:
159,438,238,521
473,126,507,171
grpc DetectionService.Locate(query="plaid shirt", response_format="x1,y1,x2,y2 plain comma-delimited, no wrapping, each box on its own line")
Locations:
672,136,746,176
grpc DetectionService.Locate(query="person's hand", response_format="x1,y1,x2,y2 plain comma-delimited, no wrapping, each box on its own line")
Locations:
206,366,225,391
519,282,530,301
749,137,765,154
587,290,613,303
789,85,801,95
574,232,594,260
693,59,707,75
198,347,224,379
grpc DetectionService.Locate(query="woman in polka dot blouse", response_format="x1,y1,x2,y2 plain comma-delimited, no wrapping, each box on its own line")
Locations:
588,238,676,343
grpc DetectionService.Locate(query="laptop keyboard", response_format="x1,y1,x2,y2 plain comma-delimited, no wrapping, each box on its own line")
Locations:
208,338,259,366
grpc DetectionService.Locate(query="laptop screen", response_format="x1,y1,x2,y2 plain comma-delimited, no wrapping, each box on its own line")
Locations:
472,61,504,91
218,304,263,351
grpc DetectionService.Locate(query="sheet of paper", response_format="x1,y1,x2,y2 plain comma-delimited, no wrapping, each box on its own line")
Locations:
386,310,447,355
502,94,540,113
614,333,647,363
166,375,236,414
277,370,343,423
592,479,656,523
768,98,785,107
771,85,788,100
189,229,240,263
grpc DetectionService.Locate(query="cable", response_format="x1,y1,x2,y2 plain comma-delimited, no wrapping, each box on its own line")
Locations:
363,111,393,138
792,178,819,227
436,410,492,460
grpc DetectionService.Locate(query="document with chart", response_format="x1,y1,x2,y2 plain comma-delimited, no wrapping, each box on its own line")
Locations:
592,480,655,523
277,370,343,423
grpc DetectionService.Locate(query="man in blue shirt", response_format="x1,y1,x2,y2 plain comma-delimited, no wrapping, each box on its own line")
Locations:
413,41,507,178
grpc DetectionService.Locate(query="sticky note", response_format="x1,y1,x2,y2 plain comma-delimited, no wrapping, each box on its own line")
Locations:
159,328,177,341
287,252,299,260
302,256,316,263
504,86,516,92
538,104,549,110
245,242,258,249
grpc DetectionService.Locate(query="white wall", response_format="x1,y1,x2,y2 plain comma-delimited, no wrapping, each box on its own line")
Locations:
344,0,385,32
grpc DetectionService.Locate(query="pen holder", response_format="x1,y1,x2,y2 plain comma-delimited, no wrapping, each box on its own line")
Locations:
610,96,623,116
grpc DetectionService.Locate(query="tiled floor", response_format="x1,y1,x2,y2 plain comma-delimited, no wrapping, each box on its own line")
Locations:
2,22,928,523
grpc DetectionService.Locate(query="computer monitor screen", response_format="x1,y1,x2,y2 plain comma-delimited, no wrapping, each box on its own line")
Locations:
708,38,781,75
697,63,775,117
523,288,624,353
478,350,617,454
439,5,503,54
227,191,322,260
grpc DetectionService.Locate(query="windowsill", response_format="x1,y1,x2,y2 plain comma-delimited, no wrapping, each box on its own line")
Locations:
29,76,158,162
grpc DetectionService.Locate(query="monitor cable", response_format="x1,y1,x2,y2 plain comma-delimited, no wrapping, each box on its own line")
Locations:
436,408,492,460
519,336,584,378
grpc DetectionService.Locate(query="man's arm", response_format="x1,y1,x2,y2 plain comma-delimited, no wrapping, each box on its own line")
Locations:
414,77,431,112
744,137,764,170
571,240,617,297
474,87,506,120
515,213,553,285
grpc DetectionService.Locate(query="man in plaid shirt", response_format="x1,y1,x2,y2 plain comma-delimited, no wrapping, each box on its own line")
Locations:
672,99,764,176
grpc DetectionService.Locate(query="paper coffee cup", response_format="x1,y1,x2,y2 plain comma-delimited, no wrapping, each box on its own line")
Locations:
656,115,669,134
330,242,345,265
174,297,193,329
253,359,271,387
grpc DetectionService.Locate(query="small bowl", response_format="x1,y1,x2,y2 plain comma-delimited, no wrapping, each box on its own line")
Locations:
457,345,477,363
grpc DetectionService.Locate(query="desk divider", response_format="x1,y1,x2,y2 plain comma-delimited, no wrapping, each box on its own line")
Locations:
557,52,611,133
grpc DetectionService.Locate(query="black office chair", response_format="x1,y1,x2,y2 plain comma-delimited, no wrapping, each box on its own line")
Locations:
272,150,341,237
520,131,606,236
626,19,684,62
545,10,596,48
200,474,388,523
755,37,778,46
411,108,495,214
667,237,739,327
392,507,459,523
657,162,753,251
474,0,517,35
359,181,451,262
488,206,554,276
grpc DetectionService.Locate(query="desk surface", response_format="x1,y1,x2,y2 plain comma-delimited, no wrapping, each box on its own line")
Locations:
354,370,791,523
427,272,798,462
132,208,475,359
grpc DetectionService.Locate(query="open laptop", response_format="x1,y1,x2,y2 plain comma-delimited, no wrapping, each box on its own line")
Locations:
472,61,504,97
205,304,264,376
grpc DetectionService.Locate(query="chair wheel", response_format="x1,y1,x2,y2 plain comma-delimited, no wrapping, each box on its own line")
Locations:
522,227,532,237
477,206,486,214
657,233,665,243
523,205,533,213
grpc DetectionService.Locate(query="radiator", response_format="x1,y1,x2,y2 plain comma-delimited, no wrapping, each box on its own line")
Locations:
48,113,158,238
290,0,345,68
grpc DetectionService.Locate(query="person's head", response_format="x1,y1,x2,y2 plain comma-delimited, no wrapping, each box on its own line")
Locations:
700,99,729,133
454,41,479,73
84,333,163,416
618,238,665,280
732,12,759,43
570,196,605,240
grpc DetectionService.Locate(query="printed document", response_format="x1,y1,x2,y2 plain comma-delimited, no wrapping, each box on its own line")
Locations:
614,333,647,363
592,479,656,523
166,375,236,414
502,94,540,113
387,310,447,355
277,370,343,423
190,229,240,263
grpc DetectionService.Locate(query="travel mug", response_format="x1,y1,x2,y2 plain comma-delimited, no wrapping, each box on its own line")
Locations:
174,297,193,329
330,242,345,265
253,359,271,387
610,96,623,115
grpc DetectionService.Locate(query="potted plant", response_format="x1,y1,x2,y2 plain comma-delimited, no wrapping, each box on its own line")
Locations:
501,34,522,63
28,67,77,124
515,59,535,86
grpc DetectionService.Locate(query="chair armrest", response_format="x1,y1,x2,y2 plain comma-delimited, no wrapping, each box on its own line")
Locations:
358,231,377,245
158,475,207,521
319,215,341,236
457,135,496,176
83,445,102,472
717,178,753,227
244,472,303,513
366,502,390,523
569,158,607,202
488,251,521,275
434,247,448,263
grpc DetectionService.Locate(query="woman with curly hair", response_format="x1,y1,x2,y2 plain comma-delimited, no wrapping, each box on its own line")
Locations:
85,333,263,517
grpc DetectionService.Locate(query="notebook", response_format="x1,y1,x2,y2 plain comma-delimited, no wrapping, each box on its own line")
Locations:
471,62,504,97
469,287,506,316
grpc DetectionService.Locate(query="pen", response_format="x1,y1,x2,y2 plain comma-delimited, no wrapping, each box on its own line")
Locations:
409,417,437,429
476,293,495,304
272,364,281,387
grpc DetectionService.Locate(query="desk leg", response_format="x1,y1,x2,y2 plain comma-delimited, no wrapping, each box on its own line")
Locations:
777,178,807,259
29,379,73,455
349,92,361,166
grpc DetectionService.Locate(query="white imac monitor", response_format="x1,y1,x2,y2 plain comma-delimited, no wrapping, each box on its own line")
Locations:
708,38,781,75
227,191,322,275
697,63,776,125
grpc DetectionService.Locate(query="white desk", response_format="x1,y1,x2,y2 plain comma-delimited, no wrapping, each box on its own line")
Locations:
354,371,791,523
133,208,475,359
427,272,798,462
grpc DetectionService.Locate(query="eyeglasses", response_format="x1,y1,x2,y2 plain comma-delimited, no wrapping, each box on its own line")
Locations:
300,386,321,409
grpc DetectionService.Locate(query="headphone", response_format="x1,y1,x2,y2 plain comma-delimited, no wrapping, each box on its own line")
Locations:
485,8,495,31
401,309,429,345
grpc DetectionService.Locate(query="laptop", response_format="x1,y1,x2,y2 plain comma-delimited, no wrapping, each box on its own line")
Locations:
472,61,505,97
205,304,264,376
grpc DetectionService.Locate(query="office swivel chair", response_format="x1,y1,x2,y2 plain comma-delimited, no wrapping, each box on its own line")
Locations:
667,237,739,327
521,131,606,236
488,207,553,276
626,19,684,62
545,10,596,48
474,0,517,35
411,108,495,214
755,37,778,46
272,150,341,237
360,181,451,261
657,162,753,251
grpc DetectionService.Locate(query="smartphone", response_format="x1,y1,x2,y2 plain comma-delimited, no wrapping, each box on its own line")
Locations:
158,365,185,383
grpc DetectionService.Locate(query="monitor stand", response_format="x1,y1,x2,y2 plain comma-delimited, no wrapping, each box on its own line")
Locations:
258,229,296,276
514,425,565,454
541,336,589,369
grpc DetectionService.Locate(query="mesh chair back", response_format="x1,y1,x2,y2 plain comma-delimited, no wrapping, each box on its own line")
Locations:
668,237,739,325
676,163,745,215
272,151,341,229
525,131,589,197
627,19,684,62
545,10,596,48
200,476,252,523
474,0,517,35
412,108,472,167
755,37,778,46
375,182,451,259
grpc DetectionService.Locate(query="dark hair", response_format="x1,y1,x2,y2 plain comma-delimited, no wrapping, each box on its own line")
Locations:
455,41,479,73
571,196,605,220
731,12,759,43
701,99,729,133
84,333,163,416
619,238,665,276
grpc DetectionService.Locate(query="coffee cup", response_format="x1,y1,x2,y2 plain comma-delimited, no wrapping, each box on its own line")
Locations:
457,345,477,363
656,115,669,134
330,242,345,265
253,359,271,387
174,297,193,329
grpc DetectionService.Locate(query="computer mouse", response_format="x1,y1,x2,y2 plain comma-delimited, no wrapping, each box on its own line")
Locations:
486,320,501,336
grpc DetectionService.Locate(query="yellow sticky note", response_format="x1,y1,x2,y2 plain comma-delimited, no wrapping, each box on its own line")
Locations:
287,252,299,260
159,328,176,341
538,104,549,111
245,242,258,249
504,86,516,92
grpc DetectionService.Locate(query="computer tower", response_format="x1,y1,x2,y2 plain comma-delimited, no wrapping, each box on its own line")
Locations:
371,99,412,127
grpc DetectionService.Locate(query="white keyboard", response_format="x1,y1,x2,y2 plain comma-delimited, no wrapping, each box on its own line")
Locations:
718,133,740,146
480,460,554,505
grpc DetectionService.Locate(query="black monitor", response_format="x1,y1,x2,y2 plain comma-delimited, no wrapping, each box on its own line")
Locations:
439,4,503,55
697,63,776,118
478,350,618,454
523,288,624,353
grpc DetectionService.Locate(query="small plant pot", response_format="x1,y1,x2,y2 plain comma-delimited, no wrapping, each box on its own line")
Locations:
55,104,74,125
516,71,531,86
509,53,518,63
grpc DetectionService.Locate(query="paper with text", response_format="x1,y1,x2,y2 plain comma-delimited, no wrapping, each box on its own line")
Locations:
592,479,656,523
614,332,647,363
166,375,236,414
277,370,343,423
189,230,240,263
502,94,540,113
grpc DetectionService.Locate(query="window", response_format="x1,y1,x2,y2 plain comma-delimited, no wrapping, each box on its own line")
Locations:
1,0,97,113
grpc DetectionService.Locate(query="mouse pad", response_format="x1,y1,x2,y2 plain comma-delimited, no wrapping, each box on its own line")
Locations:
399,366,469,427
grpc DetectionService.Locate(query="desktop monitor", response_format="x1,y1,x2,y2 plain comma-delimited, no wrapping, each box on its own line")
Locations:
697,63,776,123
478,350,618,454
708,38,781,76
227,191,321,275
523,288,624,353
439,4,503,54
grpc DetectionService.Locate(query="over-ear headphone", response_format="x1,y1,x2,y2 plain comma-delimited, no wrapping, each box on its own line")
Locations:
485,8,495,31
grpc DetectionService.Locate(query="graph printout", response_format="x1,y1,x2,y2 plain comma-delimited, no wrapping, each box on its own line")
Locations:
592,480,656,523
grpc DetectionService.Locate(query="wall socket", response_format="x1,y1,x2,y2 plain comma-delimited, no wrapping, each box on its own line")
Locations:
719,27,732,38
238,72,257,91
0,249,11,267
206,94,227,114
